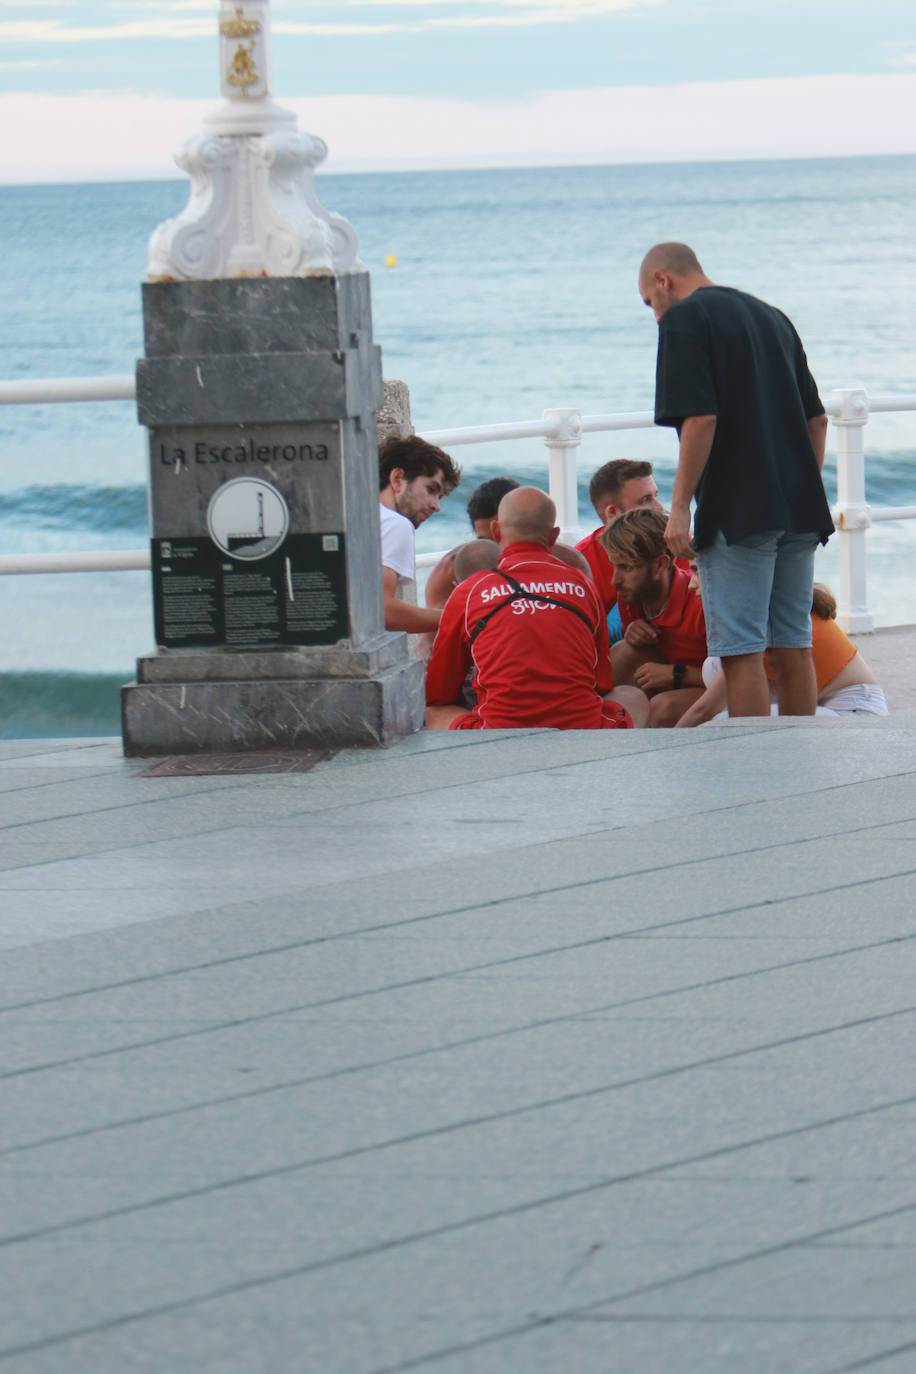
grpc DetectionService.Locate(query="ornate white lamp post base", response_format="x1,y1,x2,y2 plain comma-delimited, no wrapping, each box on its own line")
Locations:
148,126,360,280
148,1,359,281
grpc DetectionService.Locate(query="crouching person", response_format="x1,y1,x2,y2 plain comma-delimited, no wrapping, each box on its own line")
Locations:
601,507,708,726
425,486,649,731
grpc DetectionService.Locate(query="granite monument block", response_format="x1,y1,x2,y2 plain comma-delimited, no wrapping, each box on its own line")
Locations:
122,276,425,754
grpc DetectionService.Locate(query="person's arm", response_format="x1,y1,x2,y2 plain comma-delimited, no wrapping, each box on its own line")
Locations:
592,590,615,694
666,414,717,559
424,548,459,609
425,591,472,706
807,412,828,472
633,661,704,695
382,567,442,633
623,618,660,648
617,594,659,648
675,666,727,727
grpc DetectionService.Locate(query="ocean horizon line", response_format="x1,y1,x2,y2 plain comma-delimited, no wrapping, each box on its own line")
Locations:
2,148,914,193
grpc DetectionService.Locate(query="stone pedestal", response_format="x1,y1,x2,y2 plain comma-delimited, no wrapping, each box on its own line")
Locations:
122,275,424,754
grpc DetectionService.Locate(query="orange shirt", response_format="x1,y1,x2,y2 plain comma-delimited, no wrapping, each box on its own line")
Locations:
765,614,857,690
811,614,858,690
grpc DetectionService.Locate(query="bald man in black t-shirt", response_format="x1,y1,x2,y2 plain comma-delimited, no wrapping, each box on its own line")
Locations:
637,241,833,719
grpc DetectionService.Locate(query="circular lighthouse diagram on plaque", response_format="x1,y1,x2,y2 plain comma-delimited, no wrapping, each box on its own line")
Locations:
207,477,290,560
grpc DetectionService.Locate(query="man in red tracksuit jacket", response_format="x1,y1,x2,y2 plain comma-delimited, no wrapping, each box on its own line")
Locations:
425,486,648,730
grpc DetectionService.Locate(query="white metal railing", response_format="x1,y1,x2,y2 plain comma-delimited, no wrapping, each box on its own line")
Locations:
0,375,135,405
2,375,915,634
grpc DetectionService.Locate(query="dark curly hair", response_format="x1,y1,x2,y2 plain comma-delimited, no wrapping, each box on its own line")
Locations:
378,435,461,494
466,476,519,530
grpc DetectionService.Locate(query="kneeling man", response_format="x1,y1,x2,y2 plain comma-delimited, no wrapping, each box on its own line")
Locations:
426,487,648,730
601,507,707,726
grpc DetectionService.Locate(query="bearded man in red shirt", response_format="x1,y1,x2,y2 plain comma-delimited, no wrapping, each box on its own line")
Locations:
425,486,648,731
601,507,708,726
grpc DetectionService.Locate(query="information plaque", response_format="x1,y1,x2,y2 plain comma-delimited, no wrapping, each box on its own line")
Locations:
152,529,348,648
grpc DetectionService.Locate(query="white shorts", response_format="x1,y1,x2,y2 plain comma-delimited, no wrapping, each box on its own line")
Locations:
818,682,888,715
700,656,888,721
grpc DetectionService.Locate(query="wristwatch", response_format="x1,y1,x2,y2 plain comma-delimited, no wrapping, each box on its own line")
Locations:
672,663,686,689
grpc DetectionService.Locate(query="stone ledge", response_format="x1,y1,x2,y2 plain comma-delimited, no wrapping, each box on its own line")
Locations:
136,634,410,683
121,658,426,755
141,275,372,356
136,346,382,426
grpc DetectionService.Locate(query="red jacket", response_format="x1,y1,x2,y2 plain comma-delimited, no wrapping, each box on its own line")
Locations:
426,542,615,729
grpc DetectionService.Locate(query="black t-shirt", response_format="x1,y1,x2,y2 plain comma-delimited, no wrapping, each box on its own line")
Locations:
654,286,834,549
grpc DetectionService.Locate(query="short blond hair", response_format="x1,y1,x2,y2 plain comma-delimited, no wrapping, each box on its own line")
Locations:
599,507,670,565
588,459,653,518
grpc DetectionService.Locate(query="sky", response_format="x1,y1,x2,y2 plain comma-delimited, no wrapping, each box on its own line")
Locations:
0,0,914,183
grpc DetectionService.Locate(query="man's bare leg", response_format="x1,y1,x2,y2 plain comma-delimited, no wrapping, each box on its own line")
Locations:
610,640,665,685
647,687,705,727
721,652,771,717
425,704,469,730
768,647,817,715
605,684,650,728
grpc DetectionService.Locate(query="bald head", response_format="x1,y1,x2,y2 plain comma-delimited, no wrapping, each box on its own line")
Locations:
493,486,559,549
640,242,705,280
454,538,500,584
638,242,712,321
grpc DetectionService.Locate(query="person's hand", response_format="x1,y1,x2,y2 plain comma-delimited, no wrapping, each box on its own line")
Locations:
623,619,659,647
665,504,693,560
414,629,437,662
633,662,675,693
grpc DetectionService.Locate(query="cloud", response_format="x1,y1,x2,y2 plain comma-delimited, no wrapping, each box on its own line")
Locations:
0,0,657,44
0,58,61,69
274,0,655,12
0,19,210,41
285,0,643,7
276,0,660,35
307,74,916,167
0,73,914,184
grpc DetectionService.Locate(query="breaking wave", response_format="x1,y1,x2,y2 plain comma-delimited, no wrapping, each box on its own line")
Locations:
0,484,147,535
0,671,128,738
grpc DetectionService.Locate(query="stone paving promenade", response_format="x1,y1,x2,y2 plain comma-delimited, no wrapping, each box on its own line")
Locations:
1,631,915,1372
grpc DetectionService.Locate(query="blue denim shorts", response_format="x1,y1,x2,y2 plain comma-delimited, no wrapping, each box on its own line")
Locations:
696,529,818,657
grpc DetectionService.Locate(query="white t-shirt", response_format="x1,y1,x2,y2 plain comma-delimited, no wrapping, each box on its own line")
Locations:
379,503,416,589
379,500,428,656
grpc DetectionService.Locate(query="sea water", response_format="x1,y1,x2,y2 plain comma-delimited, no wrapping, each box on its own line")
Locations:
1,156,914,735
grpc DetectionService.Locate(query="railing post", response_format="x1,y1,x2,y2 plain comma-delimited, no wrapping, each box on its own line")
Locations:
542,408,582,539
830,387,874,633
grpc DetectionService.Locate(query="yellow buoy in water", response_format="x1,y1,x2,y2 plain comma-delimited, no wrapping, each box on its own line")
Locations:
384,253,397,269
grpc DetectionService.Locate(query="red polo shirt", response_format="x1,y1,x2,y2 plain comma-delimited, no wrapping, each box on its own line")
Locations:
618,562,707,666
575,526,617,615
426,542,625,729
